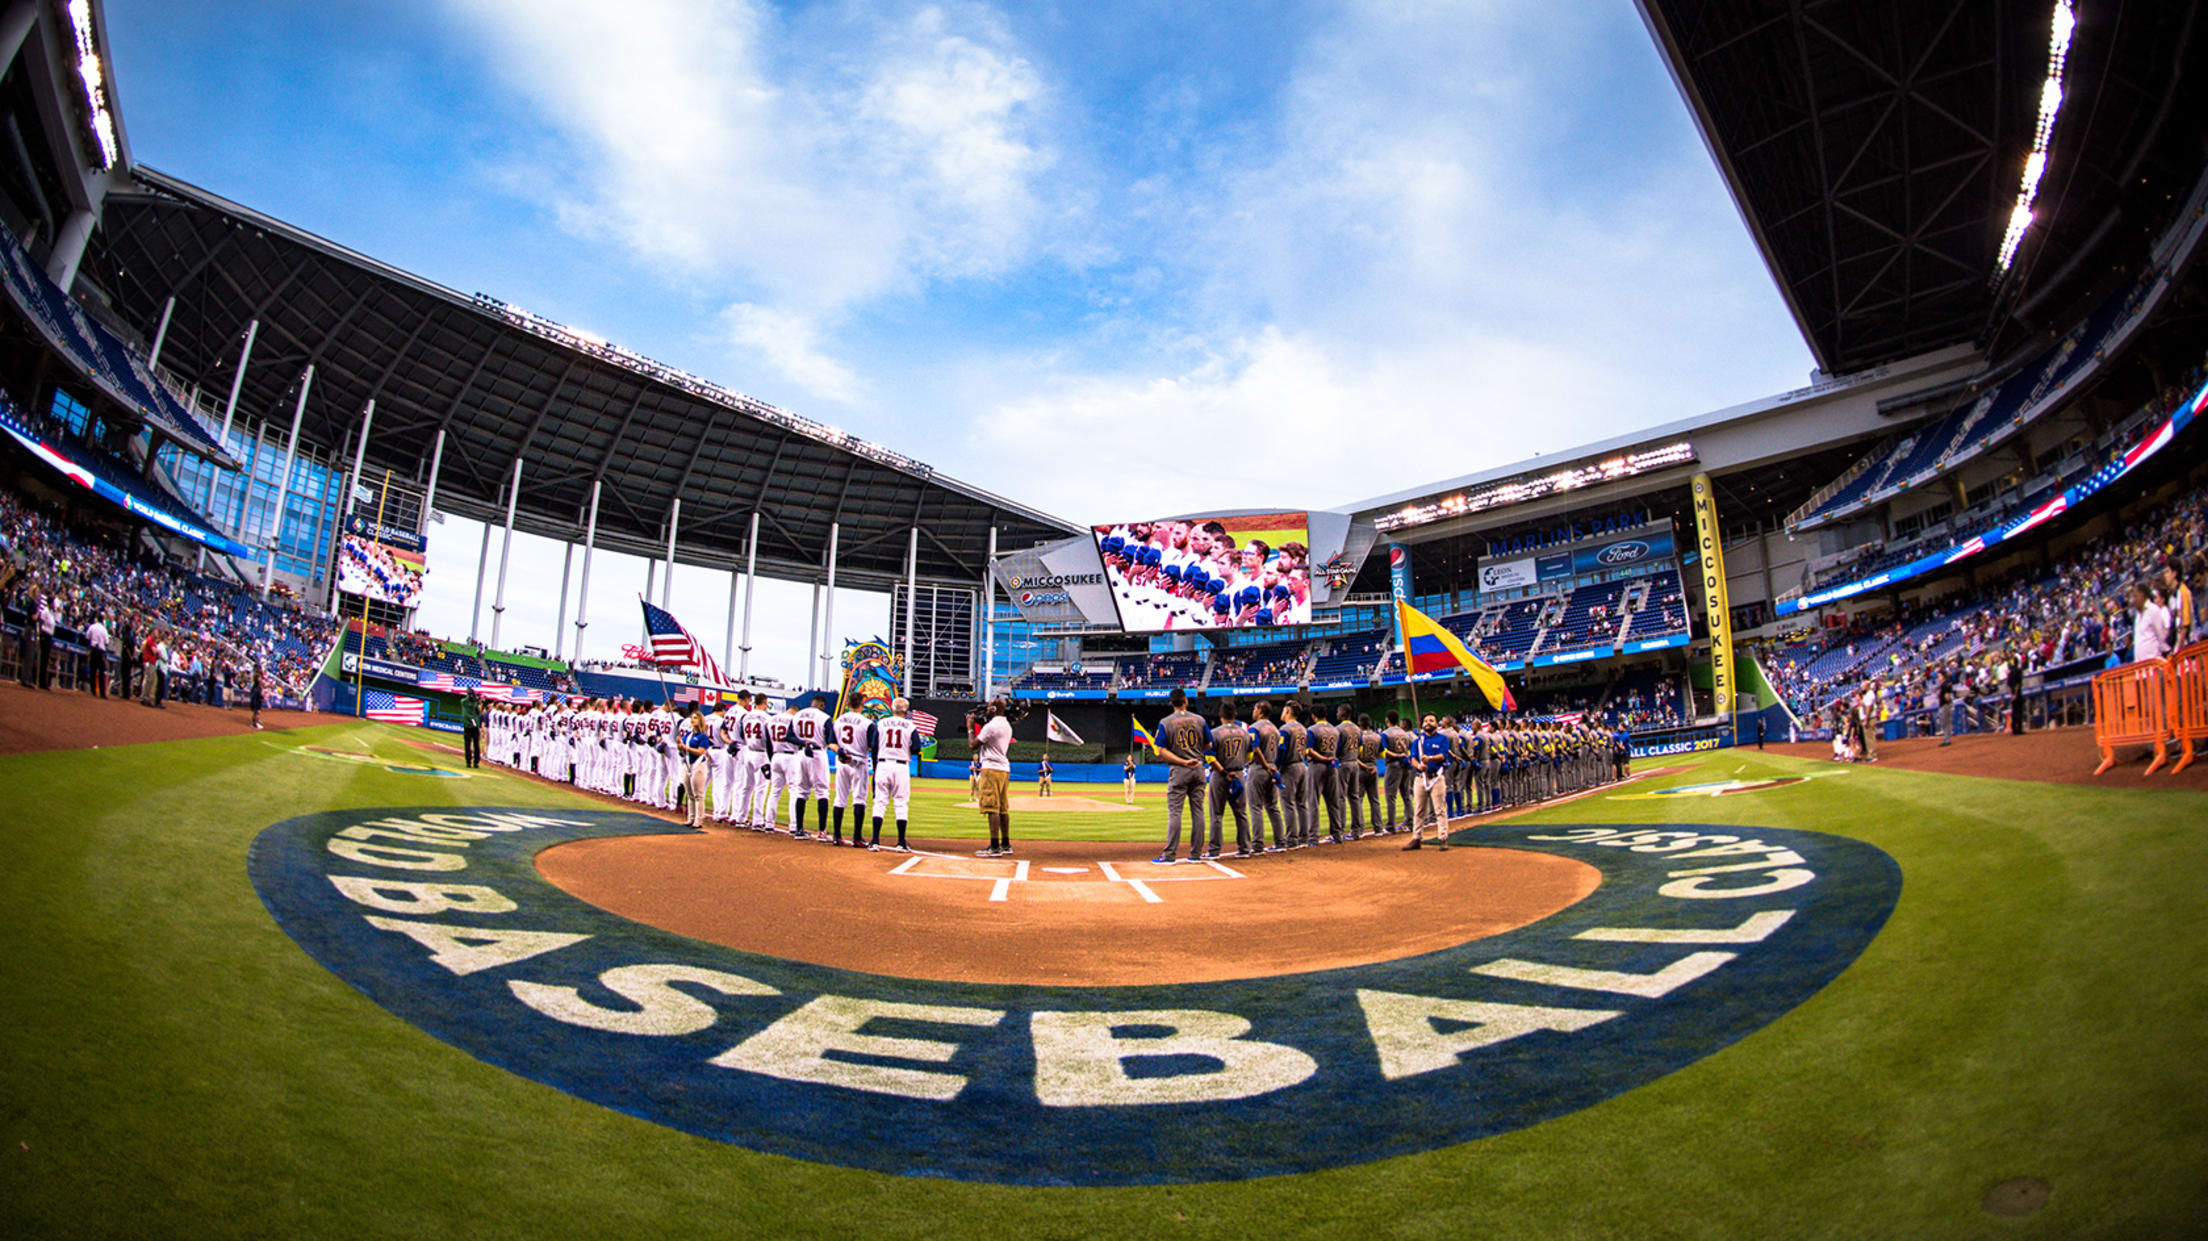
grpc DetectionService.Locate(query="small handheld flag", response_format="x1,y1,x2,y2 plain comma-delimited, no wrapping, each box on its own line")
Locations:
1395,599,1517,711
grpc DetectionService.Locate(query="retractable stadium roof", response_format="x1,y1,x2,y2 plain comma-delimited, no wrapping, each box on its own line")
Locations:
76,168,1078,588
1638,0,2204,376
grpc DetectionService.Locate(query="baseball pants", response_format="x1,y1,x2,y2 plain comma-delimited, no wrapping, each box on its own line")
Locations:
835,759,870,810
1208,770,1251,854
769,754,802,828
1246,767,1283,849
1293,763,1320,844
1384,765,1412,829
1160,767,1208,858
1355,767,1381,834
872,762,911,822
1320,765,1346,840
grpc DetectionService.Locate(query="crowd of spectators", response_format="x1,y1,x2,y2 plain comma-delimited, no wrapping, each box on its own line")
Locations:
1,486,337,703
1766,480,2207,745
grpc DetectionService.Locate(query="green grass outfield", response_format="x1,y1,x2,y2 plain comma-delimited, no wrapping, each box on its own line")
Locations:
2,721,2204,1239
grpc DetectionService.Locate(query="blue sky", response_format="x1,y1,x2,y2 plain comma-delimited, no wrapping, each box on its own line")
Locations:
105,0,1814,686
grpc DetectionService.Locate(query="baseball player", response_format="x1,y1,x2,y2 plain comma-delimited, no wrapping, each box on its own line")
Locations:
1307,705,1341,844
1335,707,1364,839
829,699,873,845
793,694,833,839
869,698,922,851
739,691,777,830
1150,688,1211,864
1207,699,1253,858
1353,712,1383,835
1247,699,1285,852
766,698,804,835
1278,701,1312,847
1381,710,1414,831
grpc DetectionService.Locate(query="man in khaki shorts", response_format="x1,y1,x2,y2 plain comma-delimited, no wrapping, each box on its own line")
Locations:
973,698,1015,857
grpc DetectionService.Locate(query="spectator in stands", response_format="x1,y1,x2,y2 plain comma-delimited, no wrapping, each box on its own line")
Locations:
2165,557,2195,646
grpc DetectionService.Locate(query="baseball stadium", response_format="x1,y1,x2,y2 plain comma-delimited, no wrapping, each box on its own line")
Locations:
3,1,2207,1237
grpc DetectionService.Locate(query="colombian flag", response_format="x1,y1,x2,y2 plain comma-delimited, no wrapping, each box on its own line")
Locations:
1130,719,1157,749
1396,599,1517,712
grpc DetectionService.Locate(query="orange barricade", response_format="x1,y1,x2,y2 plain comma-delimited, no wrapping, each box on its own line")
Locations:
2166,640,2208,775
2091,658,2172,775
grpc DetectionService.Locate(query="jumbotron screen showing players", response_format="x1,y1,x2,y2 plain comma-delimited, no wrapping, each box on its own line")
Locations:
1092,512,1313,632
336,534,426,609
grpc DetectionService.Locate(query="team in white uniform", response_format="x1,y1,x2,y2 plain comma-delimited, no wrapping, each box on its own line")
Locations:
480,688,921,852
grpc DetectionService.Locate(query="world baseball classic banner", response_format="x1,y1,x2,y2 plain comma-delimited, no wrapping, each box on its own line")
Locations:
251,807,1899,1186
1690,474,1735,726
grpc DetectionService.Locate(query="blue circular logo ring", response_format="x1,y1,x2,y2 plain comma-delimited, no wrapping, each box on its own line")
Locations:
249,807,1899,1185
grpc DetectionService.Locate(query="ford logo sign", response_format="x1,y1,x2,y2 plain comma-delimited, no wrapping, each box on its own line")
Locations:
1597,540,1650,566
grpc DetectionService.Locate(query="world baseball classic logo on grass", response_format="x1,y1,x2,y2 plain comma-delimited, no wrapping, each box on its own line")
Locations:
249,808,1900,1185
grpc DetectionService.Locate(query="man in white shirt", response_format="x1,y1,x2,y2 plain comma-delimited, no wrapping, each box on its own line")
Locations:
2130,582,2172,664
973,698,1015,857
83,614,109,698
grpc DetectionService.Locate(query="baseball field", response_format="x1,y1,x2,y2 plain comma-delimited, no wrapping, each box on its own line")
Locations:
2,693,2204,1239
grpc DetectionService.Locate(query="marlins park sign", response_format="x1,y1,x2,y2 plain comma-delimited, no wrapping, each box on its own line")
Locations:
252,807,1898,1185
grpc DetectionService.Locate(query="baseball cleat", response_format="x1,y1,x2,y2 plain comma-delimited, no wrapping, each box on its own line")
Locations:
1149,854,1176,865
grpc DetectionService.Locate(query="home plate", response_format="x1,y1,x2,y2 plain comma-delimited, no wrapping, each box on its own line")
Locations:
1040,866,1088,874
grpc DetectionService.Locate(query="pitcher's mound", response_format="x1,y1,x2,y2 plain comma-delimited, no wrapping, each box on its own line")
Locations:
955,794,1139,813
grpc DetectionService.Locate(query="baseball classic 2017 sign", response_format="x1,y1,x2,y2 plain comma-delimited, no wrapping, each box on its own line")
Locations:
251,807,1899,1186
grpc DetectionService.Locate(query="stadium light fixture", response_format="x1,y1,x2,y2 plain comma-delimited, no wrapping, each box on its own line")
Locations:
64,0,120,170
1373,441,1697,532
1995,0,2076,274
469,294,935,479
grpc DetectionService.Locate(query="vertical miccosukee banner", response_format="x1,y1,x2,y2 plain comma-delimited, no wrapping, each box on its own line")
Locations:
1690,473,1734,736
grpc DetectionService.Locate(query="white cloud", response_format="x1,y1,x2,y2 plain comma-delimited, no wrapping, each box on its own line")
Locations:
442,0,1052,312
943,0,1814,523
721,303,863,404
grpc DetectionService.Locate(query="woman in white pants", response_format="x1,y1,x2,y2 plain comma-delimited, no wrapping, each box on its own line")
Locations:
679,712,714,828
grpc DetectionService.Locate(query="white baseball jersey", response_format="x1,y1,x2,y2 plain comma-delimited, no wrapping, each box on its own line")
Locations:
873,714,921,764
832,711,872,758
792,706,830,751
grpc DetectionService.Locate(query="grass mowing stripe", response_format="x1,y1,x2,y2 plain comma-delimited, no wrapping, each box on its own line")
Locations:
1,731,2202,1238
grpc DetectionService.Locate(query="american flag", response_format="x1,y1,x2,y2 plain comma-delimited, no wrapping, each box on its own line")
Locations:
910,709,938,737
492,685,542,705
363,690,425,725
418,671,477,692
641,599,727,684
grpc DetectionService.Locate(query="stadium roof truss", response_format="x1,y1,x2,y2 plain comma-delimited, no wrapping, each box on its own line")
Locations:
1640,0,2203,376
76,169,1078,589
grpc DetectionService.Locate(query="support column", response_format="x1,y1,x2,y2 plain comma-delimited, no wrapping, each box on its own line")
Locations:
206,319,257,515
807,584,822,691
739,511,759,681
470,519,492,643
821,521,839,690
900,529,918,666
42,207,95,291
261,366,314,601
342,400,375,521
981,525,997,698
660,497,681,609
145,296,176,373
724,567,740,675
644,560,656,603
0,1,40,77
489,455,523,649
553,541,575,660
420,427,446,521
574,479,601,659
